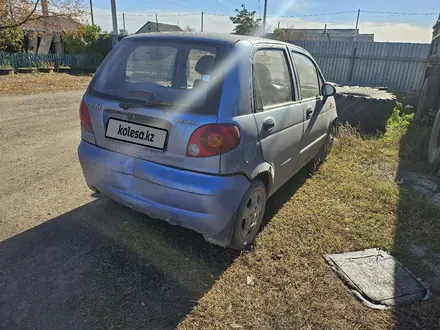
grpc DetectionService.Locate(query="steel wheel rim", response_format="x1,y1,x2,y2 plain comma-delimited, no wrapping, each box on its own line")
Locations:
240,190,264,240
325,130,334,154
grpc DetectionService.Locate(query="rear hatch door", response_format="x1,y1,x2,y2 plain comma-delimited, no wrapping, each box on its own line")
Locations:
86,37,230,174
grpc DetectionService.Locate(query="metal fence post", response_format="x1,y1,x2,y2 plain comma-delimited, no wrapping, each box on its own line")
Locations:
347,46,358,83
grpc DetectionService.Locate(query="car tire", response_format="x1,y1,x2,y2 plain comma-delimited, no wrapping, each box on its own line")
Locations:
334,86,396,132
228,180,267,250
320,124,336,161
309,123,336,171
87,184,99,193
428,108,440,167
416,77,439,120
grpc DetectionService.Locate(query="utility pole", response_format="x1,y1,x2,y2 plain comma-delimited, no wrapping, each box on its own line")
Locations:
89,0,95,25
123,13,126,31
201,12,204,32
110,0,118,47
277,21,280,29
155,13,160,32
262,0,268,36
355,9,361,30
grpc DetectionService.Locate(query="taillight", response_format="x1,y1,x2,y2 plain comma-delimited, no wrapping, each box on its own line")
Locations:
187,124,240,157
79,100,93,132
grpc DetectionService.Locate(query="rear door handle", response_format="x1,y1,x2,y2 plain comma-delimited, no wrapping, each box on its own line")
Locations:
262,118,275,131
306,107,313,119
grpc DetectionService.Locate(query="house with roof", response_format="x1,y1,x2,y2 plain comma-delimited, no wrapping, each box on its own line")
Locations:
22,16,82,54
136,21,183,34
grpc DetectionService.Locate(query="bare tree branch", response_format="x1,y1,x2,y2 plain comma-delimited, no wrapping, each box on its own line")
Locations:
0,0,40,30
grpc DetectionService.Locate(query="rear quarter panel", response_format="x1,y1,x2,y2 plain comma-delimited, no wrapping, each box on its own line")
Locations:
218,41,274,188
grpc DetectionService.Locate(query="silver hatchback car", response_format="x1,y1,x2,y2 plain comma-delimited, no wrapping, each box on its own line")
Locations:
78,33,337,249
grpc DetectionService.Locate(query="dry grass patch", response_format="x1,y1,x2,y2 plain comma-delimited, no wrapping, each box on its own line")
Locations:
179,124,440,329
0,73,91,96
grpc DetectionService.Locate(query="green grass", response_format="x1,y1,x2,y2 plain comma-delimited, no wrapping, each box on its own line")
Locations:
178,106,440,329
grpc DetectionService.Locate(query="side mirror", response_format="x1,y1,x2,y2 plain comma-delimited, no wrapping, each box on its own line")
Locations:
322,83,336,97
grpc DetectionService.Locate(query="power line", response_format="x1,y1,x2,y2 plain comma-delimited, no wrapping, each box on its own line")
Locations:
123,12,198,17
362,10,437,16
359,18,435,28
206,16,224,28
279,11,358,18
203,10,359,17
93,12,199,17
89,10,438,19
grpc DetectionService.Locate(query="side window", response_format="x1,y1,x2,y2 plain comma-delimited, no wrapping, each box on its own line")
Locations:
187,48,216,88
317,71,324,95
292,52,320,99
253,49,293,111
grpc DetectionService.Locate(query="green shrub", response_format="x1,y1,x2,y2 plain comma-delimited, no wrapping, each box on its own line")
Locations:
38,61,55,68
385,102,435,162
384,103,414,141
0,59,12,68
0,14,24,51
63,24,111,56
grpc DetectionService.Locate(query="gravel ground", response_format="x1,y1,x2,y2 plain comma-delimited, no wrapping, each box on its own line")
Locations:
0,92,233,329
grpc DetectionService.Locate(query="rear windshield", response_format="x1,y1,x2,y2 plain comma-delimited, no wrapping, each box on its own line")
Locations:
89,38,231,113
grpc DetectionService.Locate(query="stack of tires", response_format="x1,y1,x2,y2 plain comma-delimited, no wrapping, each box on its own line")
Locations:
428,110,440,174
334,85,396,132
418,77,440,174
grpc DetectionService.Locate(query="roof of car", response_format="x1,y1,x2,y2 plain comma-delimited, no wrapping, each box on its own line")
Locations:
125,32,306,51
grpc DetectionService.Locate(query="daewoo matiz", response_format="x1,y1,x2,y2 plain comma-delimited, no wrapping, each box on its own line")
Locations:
78,33,337,249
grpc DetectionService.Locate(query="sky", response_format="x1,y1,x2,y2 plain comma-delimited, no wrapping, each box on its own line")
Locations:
85,0,440,42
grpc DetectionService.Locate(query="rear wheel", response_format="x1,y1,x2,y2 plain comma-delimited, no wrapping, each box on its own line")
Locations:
309,124,336,171
87,184,99,193
416,77,439,120
320,124,336,162
228,180,267,250
428,108,440,169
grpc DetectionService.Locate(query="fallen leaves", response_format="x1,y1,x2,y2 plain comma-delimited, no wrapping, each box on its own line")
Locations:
0,73,91,96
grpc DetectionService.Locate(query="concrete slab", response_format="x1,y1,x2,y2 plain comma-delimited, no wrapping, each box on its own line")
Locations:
37,33,53,54
325,249,431,309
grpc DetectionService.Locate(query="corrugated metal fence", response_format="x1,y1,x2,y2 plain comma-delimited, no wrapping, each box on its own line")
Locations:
293,40,431,93
0,52,104,71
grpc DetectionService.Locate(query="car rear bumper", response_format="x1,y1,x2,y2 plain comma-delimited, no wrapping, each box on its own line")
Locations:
78,141,250,245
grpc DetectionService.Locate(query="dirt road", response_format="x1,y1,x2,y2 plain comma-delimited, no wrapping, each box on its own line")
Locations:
0,92,233,329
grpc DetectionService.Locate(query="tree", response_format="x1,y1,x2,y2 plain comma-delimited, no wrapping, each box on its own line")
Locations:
273,24,308,42
0,14,24,50
63,24,109,54
0,0,85,31
119,28,128,36
273,29,287,42
184,25,195,32
230,4,261,36
83,24,103,45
